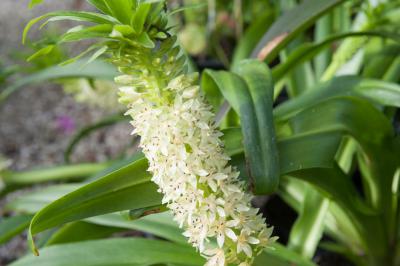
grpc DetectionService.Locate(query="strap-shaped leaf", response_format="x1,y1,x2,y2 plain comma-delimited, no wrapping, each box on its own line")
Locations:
10,238,204,266
27,158,161,255
288,96,393,145
203,60,279,194
274,76,400,120
44,221,122,246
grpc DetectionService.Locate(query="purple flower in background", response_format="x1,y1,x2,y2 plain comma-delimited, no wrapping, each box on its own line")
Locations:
56,115,76,135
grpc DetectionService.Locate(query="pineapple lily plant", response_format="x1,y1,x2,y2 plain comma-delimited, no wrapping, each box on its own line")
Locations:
0,0,400,266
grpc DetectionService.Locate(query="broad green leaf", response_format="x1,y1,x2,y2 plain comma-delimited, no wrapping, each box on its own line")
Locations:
27,158,161,254
10,238,204,266
204,60,279,194
274,76,400,120
222,128,341,174
64,114,128,162
6,184,183,244
251,0,346,61
0,215,33,244
288,96,393,145
0,59,118,103
45,221,122,246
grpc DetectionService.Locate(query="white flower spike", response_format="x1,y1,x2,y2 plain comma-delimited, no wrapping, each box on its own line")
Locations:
118,72,276,265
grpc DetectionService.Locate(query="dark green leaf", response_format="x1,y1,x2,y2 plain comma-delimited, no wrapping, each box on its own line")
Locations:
274,76,400,120
204,60,279,194
27,158,161,255
222,127,342,174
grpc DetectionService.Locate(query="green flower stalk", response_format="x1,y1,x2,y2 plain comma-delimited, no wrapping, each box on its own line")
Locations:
25,1,276,265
